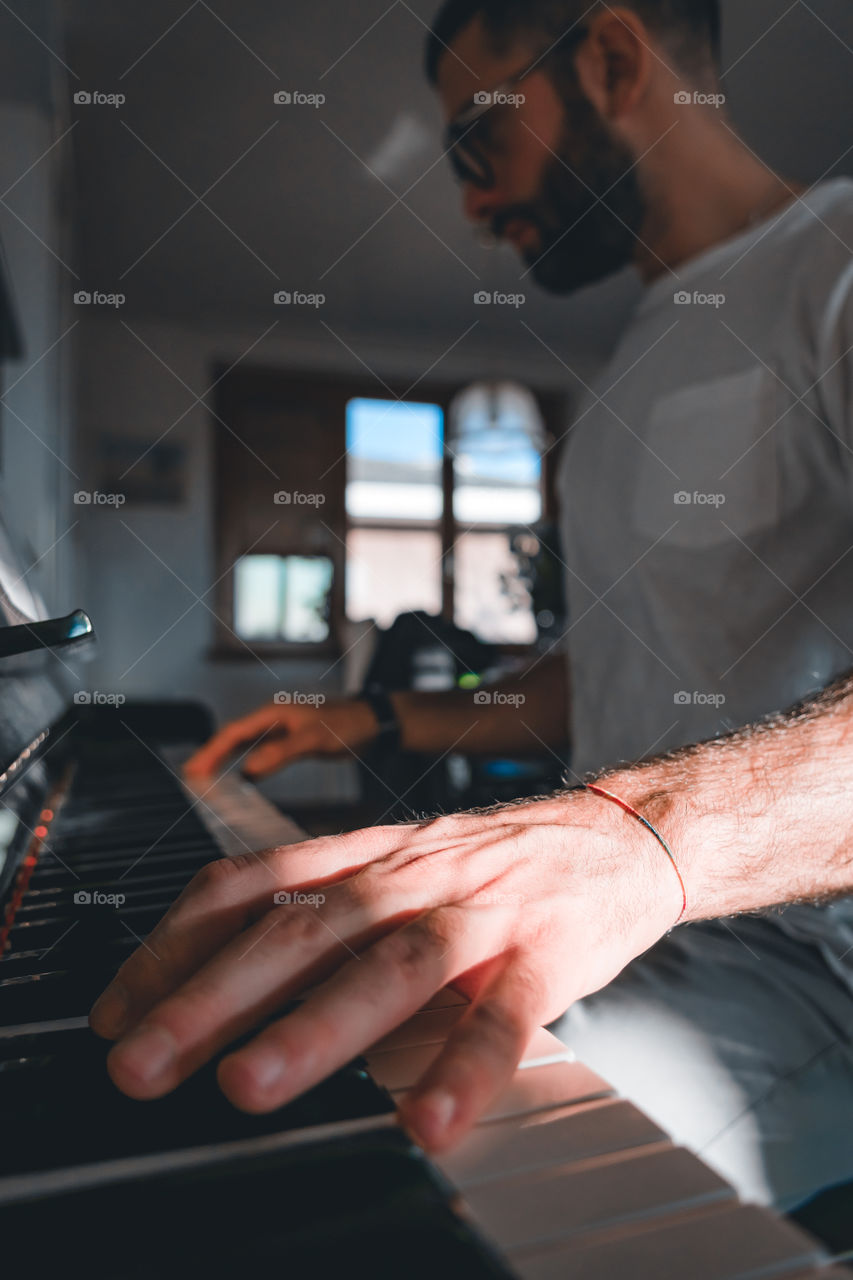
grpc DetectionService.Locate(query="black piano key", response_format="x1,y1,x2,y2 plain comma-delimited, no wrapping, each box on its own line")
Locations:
14,870,195,913
13,875,191,914
0,1128,516,1280
4,902,174,956
0,964,123,1026
28,847,212,883
45,825,213,858
0,1028,394,1176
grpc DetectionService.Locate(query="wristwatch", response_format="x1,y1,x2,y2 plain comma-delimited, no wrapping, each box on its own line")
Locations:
361,689,402,752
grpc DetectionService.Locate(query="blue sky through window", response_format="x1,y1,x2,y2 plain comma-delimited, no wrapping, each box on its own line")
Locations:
347,398,443,466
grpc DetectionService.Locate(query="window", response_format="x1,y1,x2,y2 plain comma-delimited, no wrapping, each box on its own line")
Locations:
213,368,566,657
345,399,444,629
448,383,544,645
345,385,548,646
234,554,334,643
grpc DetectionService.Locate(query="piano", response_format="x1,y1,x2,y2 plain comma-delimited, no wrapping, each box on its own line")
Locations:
0,575,847,1277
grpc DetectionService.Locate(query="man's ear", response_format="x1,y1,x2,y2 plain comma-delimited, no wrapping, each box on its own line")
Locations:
573,7,653,120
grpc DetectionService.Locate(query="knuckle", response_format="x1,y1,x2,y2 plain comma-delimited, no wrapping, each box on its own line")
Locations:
379,914,456,975
260,902,325,945
188,855,250,897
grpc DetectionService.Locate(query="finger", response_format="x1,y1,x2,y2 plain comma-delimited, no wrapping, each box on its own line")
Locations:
398,960,541,1152
105,878,405,1100
242,731,318,777
216,903,504,1113
89,825,409,1041
183,707,284,777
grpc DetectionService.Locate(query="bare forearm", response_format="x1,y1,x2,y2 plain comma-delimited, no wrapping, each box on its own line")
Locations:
598,672,853,922
386,654,570,757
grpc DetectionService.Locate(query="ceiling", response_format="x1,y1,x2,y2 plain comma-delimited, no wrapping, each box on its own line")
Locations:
42,0,853,367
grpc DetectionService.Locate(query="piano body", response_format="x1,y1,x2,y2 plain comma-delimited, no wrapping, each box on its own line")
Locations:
0,555,846,1278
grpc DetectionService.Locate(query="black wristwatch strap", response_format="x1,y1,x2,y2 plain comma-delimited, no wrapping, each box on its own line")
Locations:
361,690,402,752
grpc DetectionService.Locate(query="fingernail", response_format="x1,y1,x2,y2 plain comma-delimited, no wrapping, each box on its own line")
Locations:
409,1089,456,1146
90,982,130,1037
241,1048,285,1093
112,1025,176,1086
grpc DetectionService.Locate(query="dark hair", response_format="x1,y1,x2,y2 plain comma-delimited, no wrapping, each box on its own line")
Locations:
425,0,721,84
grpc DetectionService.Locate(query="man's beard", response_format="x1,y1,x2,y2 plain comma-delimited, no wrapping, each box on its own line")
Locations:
493,91,647,294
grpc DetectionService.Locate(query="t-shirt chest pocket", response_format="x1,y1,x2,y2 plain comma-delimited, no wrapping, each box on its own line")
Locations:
631,366,779,550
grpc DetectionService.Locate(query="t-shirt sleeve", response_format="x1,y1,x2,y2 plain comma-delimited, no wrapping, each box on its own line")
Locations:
816,255,853,460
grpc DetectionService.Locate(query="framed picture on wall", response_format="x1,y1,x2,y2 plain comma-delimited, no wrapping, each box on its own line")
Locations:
97,435,189,505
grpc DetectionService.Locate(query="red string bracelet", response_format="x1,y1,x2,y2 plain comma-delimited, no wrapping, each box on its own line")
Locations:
585,784,688,924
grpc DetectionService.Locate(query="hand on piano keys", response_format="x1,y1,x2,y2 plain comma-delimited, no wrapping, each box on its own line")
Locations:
89,791,681,1152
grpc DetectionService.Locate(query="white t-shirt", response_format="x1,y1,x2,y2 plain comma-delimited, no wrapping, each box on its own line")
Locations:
558,178,853,979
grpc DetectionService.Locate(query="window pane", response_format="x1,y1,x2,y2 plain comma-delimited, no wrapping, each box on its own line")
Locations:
346,398,443,521
454,531,536,644
453,444,541,525
346,527,442,628
234,554,333,643
450,383,542,526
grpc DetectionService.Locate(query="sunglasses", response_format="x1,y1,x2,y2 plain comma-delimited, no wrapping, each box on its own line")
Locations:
444,28,589,190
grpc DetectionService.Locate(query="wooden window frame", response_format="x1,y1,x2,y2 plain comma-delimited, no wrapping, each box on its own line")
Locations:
211,365,568,660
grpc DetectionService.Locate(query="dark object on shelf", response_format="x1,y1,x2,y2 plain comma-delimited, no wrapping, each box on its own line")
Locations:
363,609,496,694
359,611,496,822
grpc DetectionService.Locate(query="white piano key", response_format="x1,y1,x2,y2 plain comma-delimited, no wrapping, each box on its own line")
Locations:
510,1202,828,1280
370,1005,573,1062
436,1097,668,1188
367,1027,578,1092
172,760,307,855
462,1143,732,1252
369,1005,465,1052
388,1059,613,1125
519,1026,575,1067
366,1041,442,1090
476,1061,613,1122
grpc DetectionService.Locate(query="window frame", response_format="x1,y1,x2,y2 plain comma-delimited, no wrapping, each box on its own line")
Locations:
211,366,567,660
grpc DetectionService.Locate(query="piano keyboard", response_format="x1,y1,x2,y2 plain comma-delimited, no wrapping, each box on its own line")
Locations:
0,719,844,1279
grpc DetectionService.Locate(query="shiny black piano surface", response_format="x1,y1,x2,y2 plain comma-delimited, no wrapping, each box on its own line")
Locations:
0,598,512,1278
